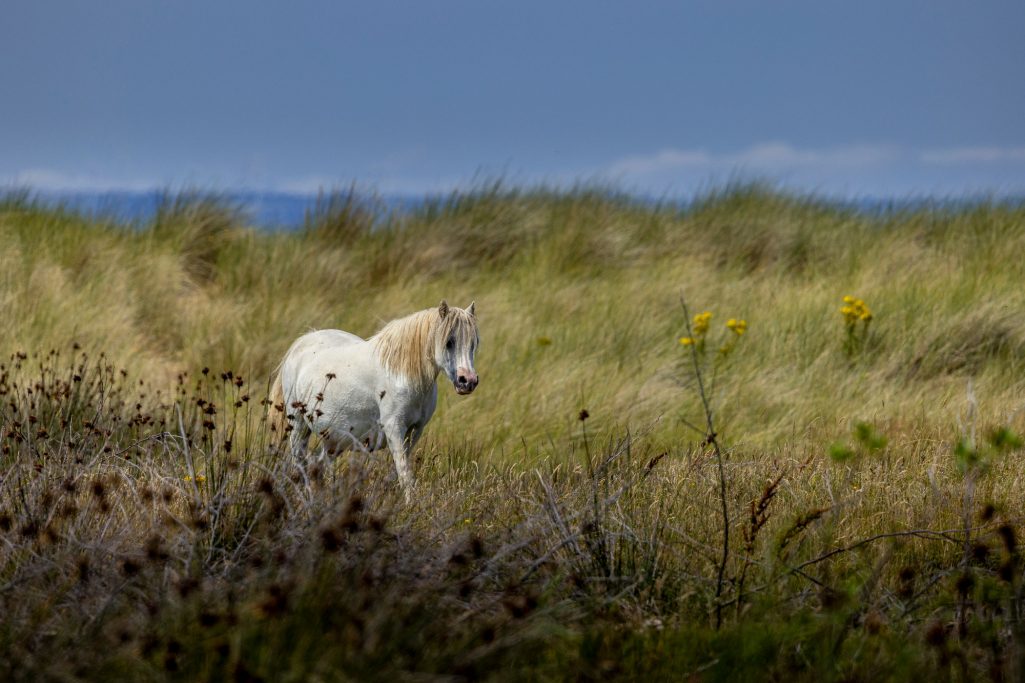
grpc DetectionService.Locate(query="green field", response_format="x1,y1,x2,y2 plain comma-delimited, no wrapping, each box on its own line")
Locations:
2,186,1025,680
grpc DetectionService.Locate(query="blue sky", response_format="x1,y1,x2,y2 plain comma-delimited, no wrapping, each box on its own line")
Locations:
3,1,1024,198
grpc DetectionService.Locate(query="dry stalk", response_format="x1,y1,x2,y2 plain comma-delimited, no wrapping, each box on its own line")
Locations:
680,294,730,629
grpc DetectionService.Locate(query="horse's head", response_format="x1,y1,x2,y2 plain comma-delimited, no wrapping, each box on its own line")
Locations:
434,300,480,395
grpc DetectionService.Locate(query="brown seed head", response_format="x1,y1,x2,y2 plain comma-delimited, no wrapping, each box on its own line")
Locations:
998,524,1017,555
955,572,975,596
924,620,948,647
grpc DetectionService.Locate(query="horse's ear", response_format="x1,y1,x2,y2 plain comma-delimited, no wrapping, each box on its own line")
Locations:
438,300,449,318
467,301,476,317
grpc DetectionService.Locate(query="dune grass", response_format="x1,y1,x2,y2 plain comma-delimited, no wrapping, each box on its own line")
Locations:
2,185,1025,680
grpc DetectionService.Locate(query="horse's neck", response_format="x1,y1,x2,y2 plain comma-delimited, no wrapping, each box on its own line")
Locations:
372,311,439,391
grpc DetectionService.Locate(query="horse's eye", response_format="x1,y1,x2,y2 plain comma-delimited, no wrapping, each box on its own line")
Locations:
446,339,454,350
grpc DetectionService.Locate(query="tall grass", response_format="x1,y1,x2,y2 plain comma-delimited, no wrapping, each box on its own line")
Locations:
2,186,1025,679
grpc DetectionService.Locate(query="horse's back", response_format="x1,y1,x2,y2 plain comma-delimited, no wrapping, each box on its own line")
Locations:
281,329,371,394
294,328,364,350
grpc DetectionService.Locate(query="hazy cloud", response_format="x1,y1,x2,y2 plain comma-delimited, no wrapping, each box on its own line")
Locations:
920,146,1025,164
2,169,162,193
605,142,901,179
608,149,713,176
7,142,1025,196
274,176,342,195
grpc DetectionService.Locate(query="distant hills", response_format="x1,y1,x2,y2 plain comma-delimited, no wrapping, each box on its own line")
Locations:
15,189,1025,229
20,190,423,229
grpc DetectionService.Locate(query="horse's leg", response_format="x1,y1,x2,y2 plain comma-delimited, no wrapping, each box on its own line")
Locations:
382,420,415,502
289,416,312,461
405,422,425,450
320,432,343,459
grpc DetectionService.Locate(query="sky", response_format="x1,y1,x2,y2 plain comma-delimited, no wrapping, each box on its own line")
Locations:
2,0,1024,198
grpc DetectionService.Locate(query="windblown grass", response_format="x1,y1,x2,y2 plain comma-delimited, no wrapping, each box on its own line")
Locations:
2,185,1025,679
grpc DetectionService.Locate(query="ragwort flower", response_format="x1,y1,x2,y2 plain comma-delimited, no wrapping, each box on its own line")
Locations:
726,318,747,335
692,311,713,336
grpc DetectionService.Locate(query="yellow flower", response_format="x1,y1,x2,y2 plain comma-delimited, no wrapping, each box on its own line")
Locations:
726,318,747,335
840,296,872,326
184,474,206,482
692,311,712,335
679,336,694,346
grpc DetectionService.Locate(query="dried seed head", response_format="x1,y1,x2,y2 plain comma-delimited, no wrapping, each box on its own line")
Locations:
646,452,667,471
863,610,885,635
176,577,199,598
260,584,289,617
145,536,169,562
998,524,1017,555
470,536,484,559
198,611,220,628
924,620,947,647
76,556,91,583
502,592,537,619
19,521,40,539
320,527,342,553
819,586,845,610
955,572,975,596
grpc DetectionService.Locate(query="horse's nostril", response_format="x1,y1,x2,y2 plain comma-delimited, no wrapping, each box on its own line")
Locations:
458,375,467,384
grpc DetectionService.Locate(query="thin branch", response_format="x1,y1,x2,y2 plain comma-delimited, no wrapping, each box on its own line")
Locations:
791,528,967,573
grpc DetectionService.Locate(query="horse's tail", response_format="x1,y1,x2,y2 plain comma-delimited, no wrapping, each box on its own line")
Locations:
267,360,287,436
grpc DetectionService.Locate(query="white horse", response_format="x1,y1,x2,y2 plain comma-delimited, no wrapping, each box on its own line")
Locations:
270,301,479,499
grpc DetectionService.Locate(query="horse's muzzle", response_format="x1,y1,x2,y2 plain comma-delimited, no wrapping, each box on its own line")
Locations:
455,369,478,395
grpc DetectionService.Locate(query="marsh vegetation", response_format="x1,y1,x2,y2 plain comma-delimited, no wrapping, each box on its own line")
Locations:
2,186,1025,680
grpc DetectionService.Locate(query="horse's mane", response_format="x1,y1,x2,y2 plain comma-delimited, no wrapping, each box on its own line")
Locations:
370,306,477,390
